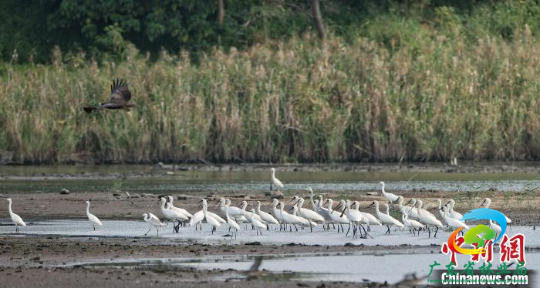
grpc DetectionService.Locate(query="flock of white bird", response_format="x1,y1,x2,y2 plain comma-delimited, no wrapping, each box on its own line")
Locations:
4,169,510,239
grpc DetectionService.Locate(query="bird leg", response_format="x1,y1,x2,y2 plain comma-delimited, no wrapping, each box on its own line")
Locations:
93,224,96,231
156,228,159,236
434,227,439,238
386,225,391,234
144,226,152,236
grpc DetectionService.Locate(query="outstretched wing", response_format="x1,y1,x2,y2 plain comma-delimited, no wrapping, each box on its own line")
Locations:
109,79,131,105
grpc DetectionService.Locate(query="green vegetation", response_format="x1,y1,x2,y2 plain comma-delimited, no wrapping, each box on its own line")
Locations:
1,1,540,164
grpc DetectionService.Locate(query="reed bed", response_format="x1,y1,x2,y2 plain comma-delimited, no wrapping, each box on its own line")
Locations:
1,31,540,164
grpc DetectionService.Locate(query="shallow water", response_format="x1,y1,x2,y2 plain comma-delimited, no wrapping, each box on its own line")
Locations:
1,165,540,193
71,250,540,284
1,219,538,248
2,219,538,284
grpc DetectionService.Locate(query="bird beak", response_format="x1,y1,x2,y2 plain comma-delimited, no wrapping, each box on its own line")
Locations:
445,201,451,206
340,207,346,218
406,199,412,204
288,198,296,203
368,202,374,207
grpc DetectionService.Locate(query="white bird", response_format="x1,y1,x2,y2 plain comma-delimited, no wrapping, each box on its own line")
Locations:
6,198,26,233
481,198,512,223
255,201,279,230
436,199,446,221
292,196,325,223
291,205,316,228
445,199,463,220
219,198,247,222
189,210,204,230
160,197,188,233
405,199,421,220
278,202,304,232
416,199,444,238
202,199,221,234
86,201,103,231
225,205,240,239
352,201,382,226
306,187,320,211
442,206,469,232
379,181,400,203
341,200,368,238
143,213,165,236
167,196,193,219
270,198,284,222
370,201,404,234
402,213,425,236
490,220,502,237
325,199,349,233
248,208,268,235
314,194,332,225
270,167,284,192
239,200,263,224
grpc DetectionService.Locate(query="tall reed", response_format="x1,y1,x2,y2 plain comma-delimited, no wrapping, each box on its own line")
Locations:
1,30,540,164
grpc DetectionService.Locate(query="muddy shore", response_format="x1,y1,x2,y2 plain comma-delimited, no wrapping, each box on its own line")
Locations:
1,164,539,287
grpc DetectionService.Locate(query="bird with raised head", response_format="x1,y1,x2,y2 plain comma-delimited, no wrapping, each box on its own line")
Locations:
83,79,134,113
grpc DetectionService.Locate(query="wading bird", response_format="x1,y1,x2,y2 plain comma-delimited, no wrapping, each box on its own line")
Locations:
142,213,165,236
370,201,404,234
6,198,25,233
402,213,425,236
248,208,267,235
270,168,284,192
225,205,240,239
415,199,443,238
444,199,463,220
379,181,400,204
325,199,349,233
291,196,325,223
83,79,134,113
166,196,193,224
441,206,468,234
86,201,103,231
255,201,279,230
160,197,188,233
202,199,221,234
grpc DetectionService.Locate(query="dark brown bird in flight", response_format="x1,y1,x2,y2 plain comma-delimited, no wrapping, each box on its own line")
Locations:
84,79,134,113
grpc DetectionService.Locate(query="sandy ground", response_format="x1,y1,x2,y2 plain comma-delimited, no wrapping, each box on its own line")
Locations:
1,168,539,287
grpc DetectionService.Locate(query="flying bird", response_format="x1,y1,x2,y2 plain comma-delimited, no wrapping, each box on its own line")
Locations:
84,79,134,113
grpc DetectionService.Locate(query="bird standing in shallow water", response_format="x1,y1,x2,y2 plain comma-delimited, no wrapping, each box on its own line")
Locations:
84,79,135,113
142,213,165,236
6,198,26,233
86,201,103,231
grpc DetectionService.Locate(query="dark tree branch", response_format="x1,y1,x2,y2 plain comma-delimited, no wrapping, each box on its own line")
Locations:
310,0,326,41
217,0,224,25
